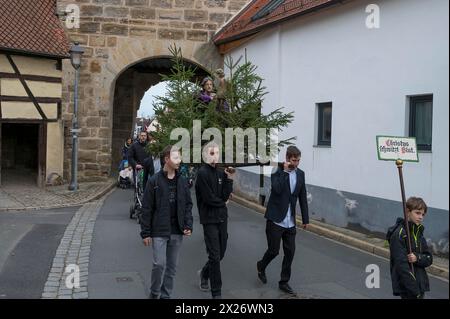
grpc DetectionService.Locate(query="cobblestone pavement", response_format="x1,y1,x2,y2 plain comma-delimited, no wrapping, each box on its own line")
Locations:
41,189,113,299
0,179,116,211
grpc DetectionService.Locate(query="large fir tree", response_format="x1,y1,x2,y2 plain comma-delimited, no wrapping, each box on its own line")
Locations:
147,45,295,166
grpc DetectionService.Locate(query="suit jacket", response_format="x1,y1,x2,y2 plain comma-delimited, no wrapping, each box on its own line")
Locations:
265,166,309,225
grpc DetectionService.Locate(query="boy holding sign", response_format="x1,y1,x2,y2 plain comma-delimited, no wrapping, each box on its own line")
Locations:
386,197,433,299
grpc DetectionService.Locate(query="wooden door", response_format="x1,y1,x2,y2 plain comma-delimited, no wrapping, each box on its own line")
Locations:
37,123,47,187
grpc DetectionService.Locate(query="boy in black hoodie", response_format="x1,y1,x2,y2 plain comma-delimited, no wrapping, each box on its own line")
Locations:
195,142,234,299
387,197,433,299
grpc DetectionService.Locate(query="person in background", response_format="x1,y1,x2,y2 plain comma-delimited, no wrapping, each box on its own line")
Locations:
128,131,154,190
198,77,215,105
119,137,133,171
128,131,151,172
147,132,162,175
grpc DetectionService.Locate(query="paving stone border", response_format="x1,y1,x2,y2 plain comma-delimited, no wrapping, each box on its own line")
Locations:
41,188,114,299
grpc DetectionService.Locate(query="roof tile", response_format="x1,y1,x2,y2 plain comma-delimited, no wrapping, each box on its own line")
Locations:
0,0,70,58
214,0,341,45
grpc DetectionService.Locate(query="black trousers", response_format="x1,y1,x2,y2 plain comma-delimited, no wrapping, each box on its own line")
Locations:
201,221,228,297
258,220,296,284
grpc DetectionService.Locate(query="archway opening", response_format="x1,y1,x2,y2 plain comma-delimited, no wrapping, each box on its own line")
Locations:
111,57,209,174
134,81,168,139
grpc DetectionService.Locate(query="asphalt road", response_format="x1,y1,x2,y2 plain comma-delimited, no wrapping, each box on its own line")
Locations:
0,207,78,299
89,189,449,299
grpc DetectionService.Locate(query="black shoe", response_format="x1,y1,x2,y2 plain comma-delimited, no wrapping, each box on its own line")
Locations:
148,293,159,299
212,295,222,299
198,269,210,292
257,261,267,284
279,283,296,295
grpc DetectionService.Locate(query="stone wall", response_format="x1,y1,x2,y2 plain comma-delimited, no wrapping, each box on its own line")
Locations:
57,0,250,181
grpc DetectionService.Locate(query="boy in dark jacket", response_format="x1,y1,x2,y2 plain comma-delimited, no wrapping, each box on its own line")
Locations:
195,142,234,299
140,145,193,299
387,197,433,299
256,146,309,295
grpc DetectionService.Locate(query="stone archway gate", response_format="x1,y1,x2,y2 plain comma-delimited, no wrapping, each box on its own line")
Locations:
56,0,249,181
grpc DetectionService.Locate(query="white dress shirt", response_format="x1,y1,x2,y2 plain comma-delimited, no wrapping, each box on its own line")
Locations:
274,169,297,229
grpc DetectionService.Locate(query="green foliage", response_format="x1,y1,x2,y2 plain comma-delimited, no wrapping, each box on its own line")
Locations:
147,44,295,165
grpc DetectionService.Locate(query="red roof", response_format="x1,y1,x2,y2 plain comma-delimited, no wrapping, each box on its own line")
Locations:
214,0,343,45
0,0,70,58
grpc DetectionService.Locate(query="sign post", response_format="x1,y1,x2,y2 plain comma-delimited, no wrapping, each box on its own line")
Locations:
376,136,419,272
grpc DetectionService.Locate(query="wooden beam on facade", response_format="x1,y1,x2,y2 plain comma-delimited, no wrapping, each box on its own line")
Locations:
0,72,62,83
0,118,58,123
5,54,48,120
0,96,61,103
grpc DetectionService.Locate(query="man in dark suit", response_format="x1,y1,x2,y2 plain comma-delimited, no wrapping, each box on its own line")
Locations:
256,146,309,295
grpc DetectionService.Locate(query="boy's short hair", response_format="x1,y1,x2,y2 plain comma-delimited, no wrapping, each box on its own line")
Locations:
286,146,301,159
406,197,428,214
162,145,180,160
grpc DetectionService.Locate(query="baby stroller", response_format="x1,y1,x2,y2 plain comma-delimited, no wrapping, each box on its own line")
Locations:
129,167,144,223
117,160,133,189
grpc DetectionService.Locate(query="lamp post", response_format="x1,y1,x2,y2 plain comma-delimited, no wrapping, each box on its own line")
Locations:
68,42,84,191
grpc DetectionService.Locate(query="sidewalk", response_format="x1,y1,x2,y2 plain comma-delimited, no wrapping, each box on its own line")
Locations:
231,194,449,280
0,179,117,212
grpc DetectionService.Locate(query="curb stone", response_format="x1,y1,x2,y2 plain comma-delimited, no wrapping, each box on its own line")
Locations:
41,188,115,299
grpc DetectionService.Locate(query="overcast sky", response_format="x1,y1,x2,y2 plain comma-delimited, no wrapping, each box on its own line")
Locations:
137,81,168,118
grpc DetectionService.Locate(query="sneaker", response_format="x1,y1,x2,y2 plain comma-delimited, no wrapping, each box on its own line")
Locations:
148,293,159,299
256,261,267,284
279,283,296,295
198,269,210,292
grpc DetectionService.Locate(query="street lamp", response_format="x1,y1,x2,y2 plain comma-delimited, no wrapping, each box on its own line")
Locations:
68,42,84,191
